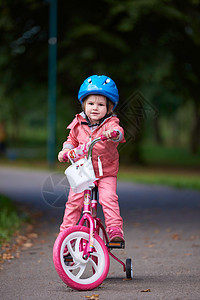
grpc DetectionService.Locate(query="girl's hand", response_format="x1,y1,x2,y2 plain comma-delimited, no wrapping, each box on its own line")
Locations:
58,149,70,162
103,129,119,140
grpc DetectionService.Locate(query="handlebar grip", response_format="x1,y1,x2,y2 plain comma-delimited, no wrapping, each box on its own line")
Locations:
101,130,119,141
63,152,69,162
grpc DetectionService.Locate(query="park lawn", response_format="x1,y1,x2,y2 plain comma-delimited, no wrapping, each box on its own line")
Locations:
118,166,200,190
0,144,199,191
0,195,22,246
118,144,200,190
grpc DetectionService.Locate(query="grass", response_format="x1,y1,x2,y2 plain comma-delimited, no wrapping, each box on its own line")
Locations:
118,166,200,190
117,143,200,190
141,144,200,167
0,195,22,246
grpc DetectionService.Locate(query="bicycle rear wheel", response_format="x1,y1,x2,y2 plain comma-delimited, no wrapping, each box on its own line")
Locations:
53,225,110,290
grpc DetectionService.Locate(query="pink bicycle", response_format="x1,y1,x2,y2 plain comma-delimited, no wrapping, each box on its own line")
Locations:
53,131,133,290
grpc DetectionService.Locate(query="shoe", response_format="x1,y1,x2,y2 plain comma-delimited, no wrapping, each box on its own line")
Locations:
108,227,125,242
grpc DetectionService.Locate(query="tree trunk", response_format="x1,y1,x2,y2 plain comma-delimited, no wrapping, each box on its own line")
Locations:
153,117,163,145
190,100,200,154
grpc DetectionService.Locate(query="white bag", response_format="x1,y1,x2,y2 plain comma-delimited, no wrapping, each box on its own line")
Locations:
65,157,97,193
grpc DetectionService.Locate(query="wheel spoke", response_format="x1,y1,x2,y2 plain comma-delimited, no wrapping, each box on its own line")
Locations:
66,237,81,259
67,262,81,271
76,264,86,279
66,240,76,260
74,237,82,255
90,252,100,258
67,263,86,280
89,257,98,272
63,250,68,256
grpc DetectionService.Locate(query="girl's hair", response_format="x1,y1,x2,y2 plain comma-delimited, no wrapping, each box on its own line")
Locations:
82,95,114,114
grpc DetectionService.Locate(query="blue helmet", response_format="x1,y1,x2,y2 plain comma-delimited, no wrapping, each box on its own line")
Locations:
78,75,119,109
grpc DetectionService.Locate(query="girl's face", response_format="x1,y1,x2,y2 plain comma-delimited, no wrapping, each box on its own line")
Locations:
84,95,107,124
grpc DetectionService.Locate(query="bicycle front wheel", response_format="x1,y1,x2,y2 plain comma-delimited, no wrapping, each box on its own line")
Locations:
53,225,110,290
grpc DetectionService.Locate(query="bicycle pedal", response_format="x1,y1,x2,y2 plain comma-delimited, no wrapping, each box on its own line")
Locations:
64,255,73,262
106,241,125,249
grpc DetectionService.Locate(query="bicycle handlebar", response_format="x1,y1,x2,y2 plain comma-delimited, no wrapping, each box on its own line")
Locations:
63,130,119,162
63,152,70,162
100,130,119,141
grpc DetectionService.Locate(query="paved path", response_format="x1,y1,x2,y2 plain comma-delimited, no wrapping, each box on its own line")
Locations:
0,166,200,300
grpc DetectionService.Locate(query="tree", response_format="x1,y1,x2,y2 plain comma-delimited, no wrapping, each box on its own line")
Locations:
0,0,200,159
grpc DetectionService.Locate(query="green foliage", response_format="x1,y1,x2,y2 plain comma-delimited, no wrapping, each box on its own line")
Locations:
0,195,21,246
0,0,200,160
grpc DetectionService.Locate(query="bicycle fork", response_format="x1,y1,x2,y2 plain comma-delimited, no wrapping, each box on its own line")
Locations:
79,189,96,257
78,188,126,272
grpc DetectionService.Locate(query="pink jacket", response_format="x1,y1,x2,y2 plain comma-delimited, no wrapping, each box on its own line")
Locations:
63,113,126,178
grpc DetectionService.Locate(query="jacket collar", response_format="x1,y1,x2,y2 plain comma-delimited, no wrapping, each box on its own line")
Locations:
67,112,116,130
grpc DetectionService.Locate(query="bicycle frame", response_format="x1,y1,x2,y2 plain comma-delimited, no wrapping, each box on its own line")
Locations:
78,187,126,272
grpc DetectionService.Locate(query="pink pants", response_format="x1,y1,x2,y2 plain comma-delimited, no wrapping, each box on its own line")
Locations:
60,176,123,232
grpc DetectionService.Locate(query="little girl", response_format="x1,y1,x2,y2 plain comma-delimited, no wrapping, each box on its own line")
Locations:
58,75,126,242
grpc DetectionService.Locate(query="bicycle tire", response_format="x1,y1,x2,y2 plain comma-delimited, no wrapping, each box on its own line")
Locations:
53,225,110,290
126,258,133,279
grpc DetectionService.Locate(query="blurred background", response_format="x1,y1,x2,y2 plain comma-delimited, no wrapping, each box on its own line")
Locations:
0,0,200,176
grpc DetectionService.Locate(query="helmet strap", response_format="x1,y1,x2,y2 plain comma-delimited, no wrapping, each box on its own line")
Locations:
99,112,112,125
106,98,109,112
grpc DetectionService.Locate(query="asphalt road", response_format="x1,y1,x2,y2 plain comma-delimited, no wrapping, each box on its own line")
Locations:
0,166,200,300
